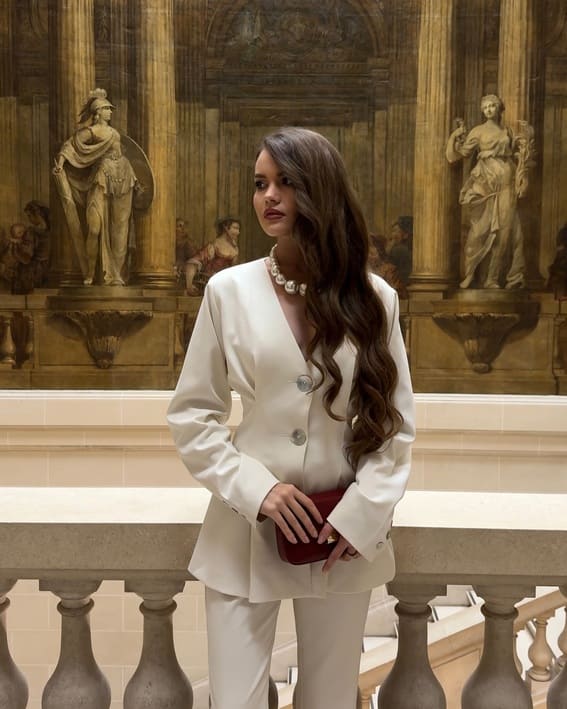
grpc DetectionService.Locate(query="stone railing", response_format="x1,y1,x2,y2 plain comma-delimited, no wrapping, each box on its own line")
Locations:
0,488,566,709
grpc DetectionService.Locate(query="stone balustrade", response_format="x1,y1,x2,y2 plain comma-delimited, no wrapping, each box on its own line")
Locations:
0,488,566,709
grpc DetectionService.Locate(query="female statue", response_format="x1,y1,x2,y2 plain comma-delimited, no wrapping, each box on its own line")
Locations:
53,89,138,286
446,94,534,290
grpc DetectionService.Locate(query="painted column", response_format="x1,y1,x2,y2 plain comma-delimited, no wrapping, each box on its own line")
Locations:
384,0,419,233
0,0,20,226
176,0,207,244
48,0,96,285
130,0,177,288
411,0,458,292
498,0,543,285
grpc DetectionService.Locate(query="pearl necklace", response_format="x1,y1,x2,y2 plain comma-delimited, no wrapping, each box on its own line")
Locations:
268,245,307,296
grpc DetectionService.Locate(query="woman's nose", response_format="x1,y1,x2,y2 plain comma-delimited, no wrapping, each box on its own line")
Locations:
264,183,280,202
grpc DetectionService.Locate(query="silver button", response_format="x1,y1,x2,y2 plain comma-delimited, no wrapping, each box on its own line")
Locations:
376,541,384,550
296,375,313,393
291,428,307,446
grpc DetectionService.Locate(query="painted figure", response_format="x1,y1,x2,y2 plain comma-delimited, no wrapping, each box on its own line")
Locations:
0,223,35,294
174,218,197,288
185,216,240,295
53,88,138,286
24,201,50,287
447,95,534,289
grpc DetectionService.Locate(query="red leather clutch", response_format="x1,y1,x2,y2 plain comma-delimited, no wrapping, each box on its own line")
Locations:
275,488,346,565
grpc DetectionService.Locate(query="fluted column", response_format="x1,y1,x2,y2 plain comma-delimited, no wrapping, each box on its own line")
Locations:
498,0,544,286
0,580,28,709
462,585,534,709
124,579,193,709
48,0,96,286
130,0,177,288
0,0,20,226
41,579,110,709
108,0,129,134
177,0,206,244
385,0,419,231
378,583,447,709
411,0,458,291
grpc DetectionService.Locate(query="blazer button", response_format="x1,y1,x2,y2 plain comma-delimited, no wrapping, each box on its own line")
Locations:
291,428,307,446
296,375,313,393
376,541,384,550
386,530,391,540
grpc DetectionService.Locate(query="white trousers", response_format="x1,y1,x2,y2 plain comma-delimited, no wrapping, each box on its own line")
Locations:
205,586,371,709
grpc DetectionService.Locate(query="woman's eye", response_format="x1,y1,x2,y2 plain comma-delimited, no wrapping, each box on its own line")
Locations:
254,180,266,190
281,176,293,187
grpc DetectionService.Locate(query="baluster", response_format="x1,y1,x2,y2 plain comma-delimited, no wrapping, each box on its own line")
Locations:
24,314,34,365
40,579,110,709
555,603,567,672
0,317,16,366
378,583,447,709
462,585,534,709
358,686,372,709
124,579,193,709
526,612,554,683
547,586,567,709
513,631,523,676
0,579,28,709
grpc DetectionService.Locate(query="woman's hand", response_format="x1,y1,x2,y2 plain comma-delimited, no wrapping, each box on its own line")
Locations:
317,521,360,573
260,483,323,544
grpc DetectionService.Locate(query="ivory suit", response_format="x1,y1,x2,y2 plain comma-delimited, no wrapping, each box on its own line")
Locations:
167,258,415,706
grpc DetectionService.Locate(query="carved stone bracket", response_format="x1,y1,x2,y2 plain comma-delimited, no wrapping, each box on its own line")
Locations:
50,311,152,369
432,293,539,373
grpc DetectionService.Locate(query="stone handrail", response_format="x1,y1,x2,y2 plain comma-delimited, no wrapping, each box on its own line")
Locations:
0,488,566,708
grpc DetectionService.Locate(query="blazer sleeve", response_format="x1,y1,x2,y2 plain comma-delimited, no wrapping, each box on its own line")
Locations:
326,287,416,561
166,281,280,525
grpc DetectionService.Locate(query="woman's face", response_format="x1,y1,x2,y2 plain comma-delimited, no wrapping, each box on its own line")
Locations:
253,149,297,241
224,221,240,244
482,99,500,120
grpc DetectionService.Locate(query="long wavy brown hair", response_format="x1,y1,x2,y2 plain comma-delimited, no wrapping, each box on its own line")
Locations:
259,127,403,469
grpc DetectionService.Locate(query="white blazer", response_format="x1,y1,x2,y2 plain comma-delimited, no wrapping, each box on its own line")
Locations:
167,258,415,602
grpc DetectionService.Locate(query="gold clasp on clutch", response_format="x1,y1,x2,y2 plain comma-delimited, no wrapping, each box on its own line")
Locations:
326,532,338,544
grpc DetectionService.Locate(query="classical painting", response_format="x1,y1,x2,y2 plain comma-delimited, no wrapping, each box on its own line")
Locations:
0,0,566,392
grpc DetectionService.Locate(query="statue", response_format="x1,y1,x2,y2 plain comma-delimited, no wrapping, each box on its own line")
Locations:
52,88,151,286
185,216,240,295
446,95,535,290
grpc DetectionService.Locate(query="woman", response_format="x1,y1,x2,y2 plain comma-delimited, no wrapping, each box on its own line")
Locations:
53,88,137,286
184,216,240,295
446,95,527,289
167,127,414,709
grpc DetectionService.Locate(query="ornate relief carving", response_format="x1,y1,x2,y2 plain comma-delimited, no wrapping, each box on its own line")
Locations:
432,295,539,374
49,311,152,369
433,312,521,374
221,0,375,65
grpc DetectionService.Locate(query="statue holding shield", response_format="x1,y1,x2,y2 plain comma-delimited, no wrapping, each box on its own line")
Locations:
53,88,153,286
